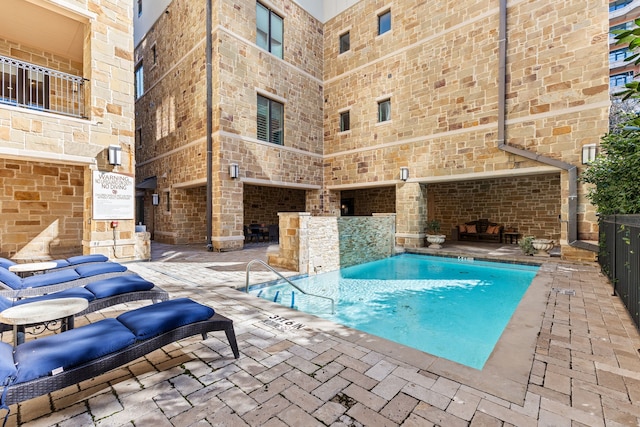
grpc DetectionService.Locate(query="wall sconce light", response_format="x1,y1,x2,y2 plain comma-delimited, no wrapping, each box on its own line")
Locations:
108,145,122,166
582,144,597,164
229,163,239,179
400,167,409,181
152,193,159,206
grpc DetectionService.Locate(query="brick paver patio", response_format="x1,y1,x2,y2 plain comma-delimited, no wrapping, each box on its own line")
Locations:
5,242,640,426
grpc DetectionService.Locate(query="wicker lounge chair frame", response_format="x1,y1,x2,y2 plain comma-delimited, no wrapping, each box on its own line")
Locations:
2,313,239,405
0,285,169,334
0,271,136,298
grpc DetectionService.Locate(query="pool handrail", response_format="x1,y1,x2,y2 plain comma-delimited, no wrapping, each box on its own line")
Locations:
244,259,335,314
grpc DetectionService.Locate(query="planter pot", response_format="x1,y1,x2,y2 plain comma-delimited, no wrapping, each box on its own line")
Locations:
426,234,446,249
532,239,554,257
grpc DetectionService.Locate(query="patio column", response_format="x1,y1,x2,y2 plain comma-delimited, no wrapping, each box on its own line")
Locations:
395,182,426,248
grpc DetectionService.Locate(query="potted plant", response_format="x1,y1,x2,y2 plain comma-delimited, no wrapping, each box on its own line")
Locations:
425,220,446,249
518,236,536,256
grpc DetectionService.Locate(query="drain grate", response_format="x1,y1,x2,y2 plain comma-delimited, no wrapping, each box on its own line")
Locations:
552,287,576,296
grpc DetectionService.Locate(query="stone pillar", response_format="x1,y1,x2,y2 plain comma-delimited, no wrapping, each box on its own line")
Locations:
395,182,426,248
268,212,310,273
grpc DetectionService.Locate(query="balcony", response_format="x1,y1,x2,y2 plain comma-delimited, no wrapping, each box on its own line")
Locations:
0,55,86,119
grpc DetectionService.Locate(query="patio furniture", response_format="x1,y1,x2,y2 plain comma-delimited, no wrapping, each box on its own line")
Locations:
0,254,109,272
268,224,279,242
456,219,503,243
244,225,260,242
0,297,89,346
0,262,132,298
0,298,239,407
0,274,169,337
8,261,58,278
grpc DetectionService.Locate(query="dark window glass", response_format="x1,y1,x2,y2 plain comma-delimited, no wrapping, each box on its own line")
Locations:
257,94,284,145
339,32,350,54
340,111,350,131
378,99,391,122
256,3,283,58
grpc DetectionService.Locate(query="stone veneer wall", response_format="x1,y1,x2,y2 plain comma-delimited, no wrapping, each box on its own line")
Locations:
340,187,396,216
0,159,84,259
269,212,395,274
1,0,136,260
243,185,306,226
428,174,562,242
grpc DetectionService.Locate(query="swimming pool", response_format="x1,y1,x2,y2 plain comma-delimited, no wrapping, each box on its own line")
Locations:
250,253,539,369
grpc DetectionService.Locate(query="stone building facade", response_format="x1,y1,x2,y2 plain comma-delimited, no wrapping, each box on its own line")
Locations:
135,0,609,261
0,0,137,261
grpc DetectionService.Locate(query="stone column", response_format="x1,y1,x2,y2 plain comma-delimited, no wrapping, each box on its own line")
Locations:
395,182,426,248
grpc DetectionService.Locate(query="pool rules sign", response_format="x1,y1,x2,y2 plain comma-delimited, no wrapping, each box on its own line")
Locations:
92,171,134,220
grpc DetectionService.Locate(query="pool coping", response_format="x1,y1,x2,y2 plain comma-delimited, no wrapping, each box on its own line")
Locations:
239,253,556,405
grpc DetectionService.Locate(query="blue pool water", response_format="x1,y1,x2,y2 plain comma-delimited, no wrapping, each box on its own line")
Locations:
250,254,539,369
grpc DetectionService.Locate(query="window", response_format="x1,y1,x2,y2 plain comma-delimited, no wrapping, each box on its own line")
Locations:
137,0,142,16
610,48,631,63
610,71,634,88
257,94,284,145
378,98,391,122
378,10,391,35
339,111,350,132
0,65,49,110
135,62,144,99
165,191,171,212
339,32,350,54
610,0,632,11
151,45,157,65
256,3,283,58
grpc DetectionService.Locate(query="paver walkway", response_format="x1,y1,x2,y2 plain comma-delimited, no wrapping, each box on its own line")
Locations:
6,242,640,426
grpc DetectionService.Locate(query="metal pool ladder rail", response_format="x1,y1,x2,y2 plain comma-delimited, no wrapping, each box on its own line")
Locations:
245,259,335,314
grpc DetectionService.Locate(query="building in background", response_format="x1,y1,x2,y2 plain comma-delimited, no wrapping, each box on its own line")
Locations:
134,0,609,261
0,0,138,261
609,0,640,91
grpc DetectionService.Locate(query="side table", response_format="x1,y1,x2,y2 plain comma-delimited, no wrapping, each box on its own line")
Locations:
0,297,89,346
8,261,58,278
503,232,521,244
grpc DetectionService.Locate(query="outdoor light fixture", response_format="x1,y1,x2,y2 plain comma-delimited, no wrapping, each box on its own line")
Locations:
108,145,122,166
582,144,597,164
229,163,239,179
152,193,159,206
400,167,409,181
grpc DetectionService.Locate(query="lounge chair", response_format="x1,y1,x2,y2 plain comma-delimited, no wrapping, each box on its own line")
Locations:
0,298,239,407
0,262,132,298
0,254,109,271
0,274,169,334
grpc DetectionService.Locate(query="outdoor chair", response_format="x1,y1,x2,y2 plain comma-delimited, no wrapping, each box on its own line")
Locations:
244,225,259,242
0,254,109,271
0,262,132,298
0,298,239,408
0,274,169,334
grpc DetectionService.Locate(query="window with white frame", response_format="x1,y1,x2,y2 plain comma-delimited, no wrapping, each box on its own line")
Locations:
378,10,391,35
256,2,283,58
378,98,391,122
257,94,284,145
134,62,144,99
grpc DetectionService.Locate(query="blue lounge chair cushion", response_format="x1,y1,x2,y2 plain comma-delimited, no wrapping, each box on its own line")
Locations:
66,254,108,266
20,269,81,290
117,298,214,340
13,318,135,384
0,258,16,270
74,262,127,278
13,287,96,306
0,268,23,290
85,275,154,299
0,343,17,381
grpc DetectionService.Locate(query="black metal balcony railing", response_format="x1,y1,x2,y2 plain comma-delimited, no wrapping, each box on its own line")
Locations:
0,55,86,119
